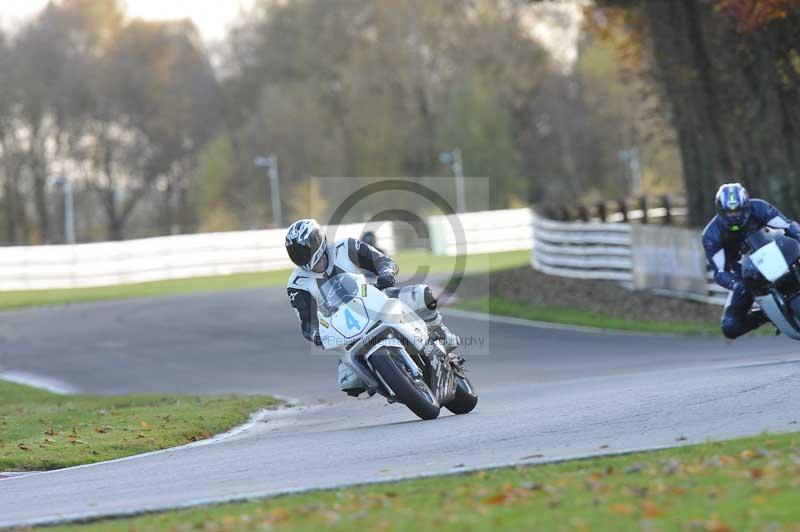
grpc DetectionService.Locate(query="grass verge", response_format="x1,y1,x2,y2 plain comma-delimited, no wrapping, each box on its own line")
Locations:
456,296,722,335
49,431,800,531
0,380,281,471
0,250,531,312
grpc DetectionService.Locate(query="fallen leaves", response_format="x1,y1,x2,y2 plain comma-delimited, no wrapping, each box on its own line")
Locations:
705,517,733,532
187,430,212,442
740,449,757,460
610,502,636,516
642,500,664,518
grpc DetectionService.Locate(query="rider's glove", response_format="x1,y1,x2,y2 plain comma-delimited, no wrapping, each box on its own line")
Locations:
311,330,324,347
375,269,396,290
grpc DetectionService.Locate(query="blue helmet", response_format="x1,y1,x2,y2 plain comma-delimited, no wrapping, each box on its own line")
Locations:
715,182,751,231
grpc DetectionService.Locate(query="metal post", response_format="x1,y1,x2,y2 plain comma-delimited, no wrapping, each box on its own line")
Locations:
268,154,282,228
617,199,628,222
255,154,282,228
619,148,643,197
453,148,466,214
662,195,672,225
439,148,466,213
51,177,75,244
64,179,75,244
639,196,648,224
596,202,607,222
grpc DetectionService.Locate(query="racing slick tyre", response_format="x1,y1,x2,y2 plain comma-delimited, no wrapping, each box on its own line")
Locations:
370,347,440,420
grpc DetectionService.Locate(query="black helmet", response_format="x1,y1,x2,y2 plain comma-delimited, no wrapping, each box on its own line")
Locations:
285,219,327,270
715,182,751,231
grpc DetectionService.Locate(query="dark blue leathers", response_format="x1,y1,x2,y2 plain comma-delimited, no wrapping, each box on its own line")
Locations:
702,199,800,339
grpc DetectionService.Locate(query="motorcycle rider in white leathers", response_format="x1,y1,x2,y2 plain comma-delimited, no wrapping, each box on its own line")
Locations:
284,219,461,396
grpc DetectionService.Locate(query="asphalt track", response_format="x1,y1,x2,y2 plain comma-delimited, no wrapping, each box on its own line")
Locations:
1,287,800,527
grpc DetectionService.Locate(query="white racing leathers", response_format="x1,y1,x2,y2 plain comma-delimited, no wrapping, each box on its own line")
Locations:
286,238,452,392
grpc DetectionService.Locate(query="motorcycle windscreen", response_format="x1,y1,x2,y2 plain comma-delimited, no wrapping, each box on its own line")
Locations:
749,241,790,282
320,273,361,314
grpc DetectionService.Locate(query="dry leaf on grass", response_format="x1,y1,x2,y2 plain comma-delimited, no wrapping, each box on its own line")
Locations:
610,503,636,516
642,500,664,518
705,518,733,532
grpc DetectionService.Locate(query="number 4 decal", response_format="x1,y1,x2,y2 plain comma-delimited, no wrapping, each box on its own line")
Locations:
345,308,361,330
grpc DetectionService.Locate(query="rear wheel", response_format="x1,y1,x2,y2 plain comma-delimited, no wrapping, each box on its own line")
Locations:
369,348,440,420
445,374,478,415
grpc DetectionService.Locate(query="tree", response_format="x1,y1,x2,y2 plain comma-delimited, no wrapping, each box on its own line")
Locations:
74,18,220,239
0,0,220,243
596,0,800,225
213,0,549,223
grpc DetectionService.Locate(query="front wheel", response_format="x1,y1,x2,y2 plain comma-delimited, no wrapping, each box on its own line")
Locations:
369,348,440,420
445,374,478,415
789,294,800,318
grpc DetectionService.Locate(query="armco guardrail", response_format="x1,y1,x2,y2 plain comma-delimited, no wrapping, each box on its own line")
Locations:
532,216,633,282
428,208,534,256
0,223,395,291
532,214,727,305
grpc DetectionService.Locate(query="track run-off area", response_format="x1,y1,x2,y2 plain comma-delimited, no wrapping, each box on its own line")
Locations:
1,286,799,527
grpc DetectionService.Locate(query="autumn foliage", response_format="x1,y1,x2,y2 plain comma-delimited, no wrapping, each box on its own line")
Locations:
715,0,800,32
597,0,800,226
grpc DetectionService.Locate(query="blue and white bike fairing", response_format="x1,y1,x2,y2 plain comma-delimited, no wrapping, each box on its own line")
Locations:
317,273,430,392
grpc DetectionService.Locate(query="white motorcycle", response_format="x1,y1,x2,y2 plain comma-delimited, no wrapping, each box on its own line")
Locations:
318,272,478,420
742,227,800,339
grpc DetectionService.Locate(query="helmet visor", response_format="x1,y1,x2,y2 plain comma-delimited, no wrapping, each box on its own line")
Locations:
310,250,328,273
721,207,747,227
304,230,325,270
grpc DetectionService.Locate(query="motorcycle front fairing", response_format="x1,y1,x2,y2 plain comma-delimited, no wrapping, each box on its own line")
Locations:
743,230,800,339
317,273,432,396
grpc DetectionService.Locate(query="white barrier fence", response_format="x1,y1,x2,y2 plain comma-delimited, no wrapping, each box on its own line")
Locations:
0,223,395,291
428,208,534,256
532,215,727,305
532,216,633,282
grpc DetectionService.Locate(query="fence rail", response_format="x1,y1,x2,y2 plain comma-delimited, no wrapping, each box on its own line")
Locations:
540,196,688,225
532,214,727,305
0,223,395,291
0,205,729,307
428,208,534,256
533,217,633,282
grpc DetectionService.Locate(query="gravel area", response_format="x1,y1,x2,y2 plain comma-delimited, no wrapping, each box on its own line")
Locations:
459,266,722,325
